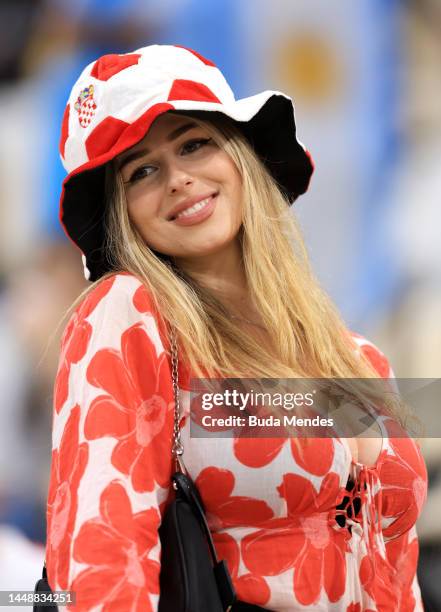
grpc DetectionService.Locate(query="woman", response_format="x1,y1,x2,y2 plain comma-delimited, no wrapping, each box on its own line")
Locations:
46,44,427,610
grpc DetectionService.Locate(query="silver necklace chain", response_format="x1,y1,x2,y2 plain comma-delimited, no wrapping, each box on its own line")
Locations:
170,327,184,465
169,315,265,470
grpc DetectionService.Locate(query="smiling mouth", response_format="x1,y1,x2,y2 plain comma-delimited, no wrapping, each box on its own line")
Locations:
169,193,218,221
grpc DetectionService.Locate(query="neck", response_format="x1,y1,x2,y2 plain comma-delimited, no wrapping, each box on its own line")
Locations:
172,239,252,314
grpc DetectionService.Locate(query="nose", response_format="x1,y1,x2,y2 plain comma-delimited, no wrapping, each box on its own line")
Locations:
167,165,194,195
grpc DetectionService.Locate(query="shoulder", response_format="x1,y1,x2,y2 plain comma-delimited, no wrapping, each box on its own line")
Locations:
349,331,394,378
60,272,166,351
76,272,156,318
54,273,169,415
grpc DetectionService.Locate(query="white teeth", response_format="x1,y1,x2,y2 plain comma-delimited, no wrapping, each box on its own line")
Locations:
175,197,212,219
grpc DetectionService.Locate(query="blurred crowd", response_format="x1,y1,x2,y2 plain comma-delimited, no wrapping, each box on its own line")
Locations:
0,0,439,608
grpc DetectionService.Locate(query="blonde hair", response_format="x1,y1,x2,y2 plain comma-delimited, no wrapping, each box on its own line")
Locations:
68,112,412,428
103,114,372,377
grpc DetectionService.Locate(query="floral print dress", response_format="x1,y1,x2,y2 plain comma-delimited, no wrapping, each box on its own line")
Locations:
46,273,428,611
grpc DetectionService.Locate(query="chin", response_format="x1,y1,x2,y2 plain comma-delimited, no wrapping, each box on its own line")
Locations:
190,237,237,256
152,225,241,259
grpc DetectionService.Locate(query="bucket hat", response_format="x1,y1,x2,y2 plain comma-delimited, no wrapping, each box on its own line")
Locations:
59,44,314,281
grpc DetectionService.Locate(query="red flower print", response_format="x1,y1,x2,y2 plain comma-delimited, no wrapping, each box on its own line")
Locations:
386,419,427,480
294,511,348,606
234,436,334,474
72,480,160,612
214,532,240,577
132,284,167,344
377,422,427,539
346,603,375,612
290,438,335,476
47,405,89,590
235,573,271,607
279,471,341,516
359,551,398,612
241,524,305,577
233,437,287,468
241,472,348,605
213,532,271,607
133,283,153,314
84,322,174,492
385,531,419,612
133,283,192,392
196,466,274,529
54,318,91,414
54,276,115,413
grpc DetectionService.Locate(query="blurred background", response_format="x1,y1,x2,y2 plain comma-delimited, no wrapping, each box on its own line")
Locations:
0,0,440,608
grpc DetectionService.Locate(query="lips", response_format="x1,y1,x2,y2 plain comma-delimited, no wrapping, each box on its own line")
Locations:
171,193,218,226
167,192,218,221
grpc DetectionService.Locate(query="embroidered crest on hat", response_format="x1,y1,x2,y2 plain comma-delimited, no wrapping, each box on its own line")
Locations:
74,85,97,128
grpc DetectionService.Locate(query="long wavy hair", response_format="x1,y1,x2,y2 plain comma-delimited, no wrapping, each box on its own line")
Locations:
103,114,372,375
67,112,411,427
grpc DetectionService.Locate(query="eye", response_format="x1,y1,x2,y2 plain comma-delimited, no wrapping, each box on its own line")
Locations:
181,137,212,155
127,164,157,184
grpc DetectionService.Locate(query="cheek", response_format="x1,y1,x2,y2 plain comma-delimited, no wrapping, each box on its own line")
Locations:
225,170,243,223
224,162,243,203
126,195,172,253
127,192,160,230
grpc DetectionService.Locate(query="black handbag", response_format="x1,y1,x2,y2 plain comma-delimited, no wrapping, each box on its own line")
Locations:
158,470,235,611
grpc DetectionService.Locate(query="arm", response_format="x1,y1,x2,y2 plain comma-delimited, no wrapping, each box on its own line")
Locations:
385,527,424,612
353,334,427,610
46,273,174,611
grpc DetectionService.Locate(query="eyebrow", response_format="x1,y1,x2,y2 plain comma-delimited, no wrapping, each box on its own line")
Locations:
117,122,198,171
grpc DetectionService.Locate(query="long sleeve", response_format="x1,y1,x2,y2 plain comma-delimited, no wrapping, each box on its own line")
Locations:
353,333,427,611
46,273,175,612
385,527,424,612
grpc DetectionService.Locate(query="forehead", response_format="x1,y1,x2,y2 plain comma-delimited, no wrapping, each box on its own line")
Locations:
114,112,223,172
114,113,203,167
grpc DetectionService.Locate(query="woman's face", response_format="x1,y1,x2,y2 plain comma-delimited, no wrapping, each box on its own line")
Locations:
116,113,243,259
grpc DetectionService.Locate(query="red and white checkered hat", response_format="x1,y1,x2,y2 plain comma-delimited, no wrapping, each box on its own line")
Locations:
59,44,314,281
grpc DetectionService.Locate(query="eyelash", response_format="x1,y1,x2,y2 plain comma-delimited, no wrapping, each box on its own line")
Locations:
127,137,213,184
